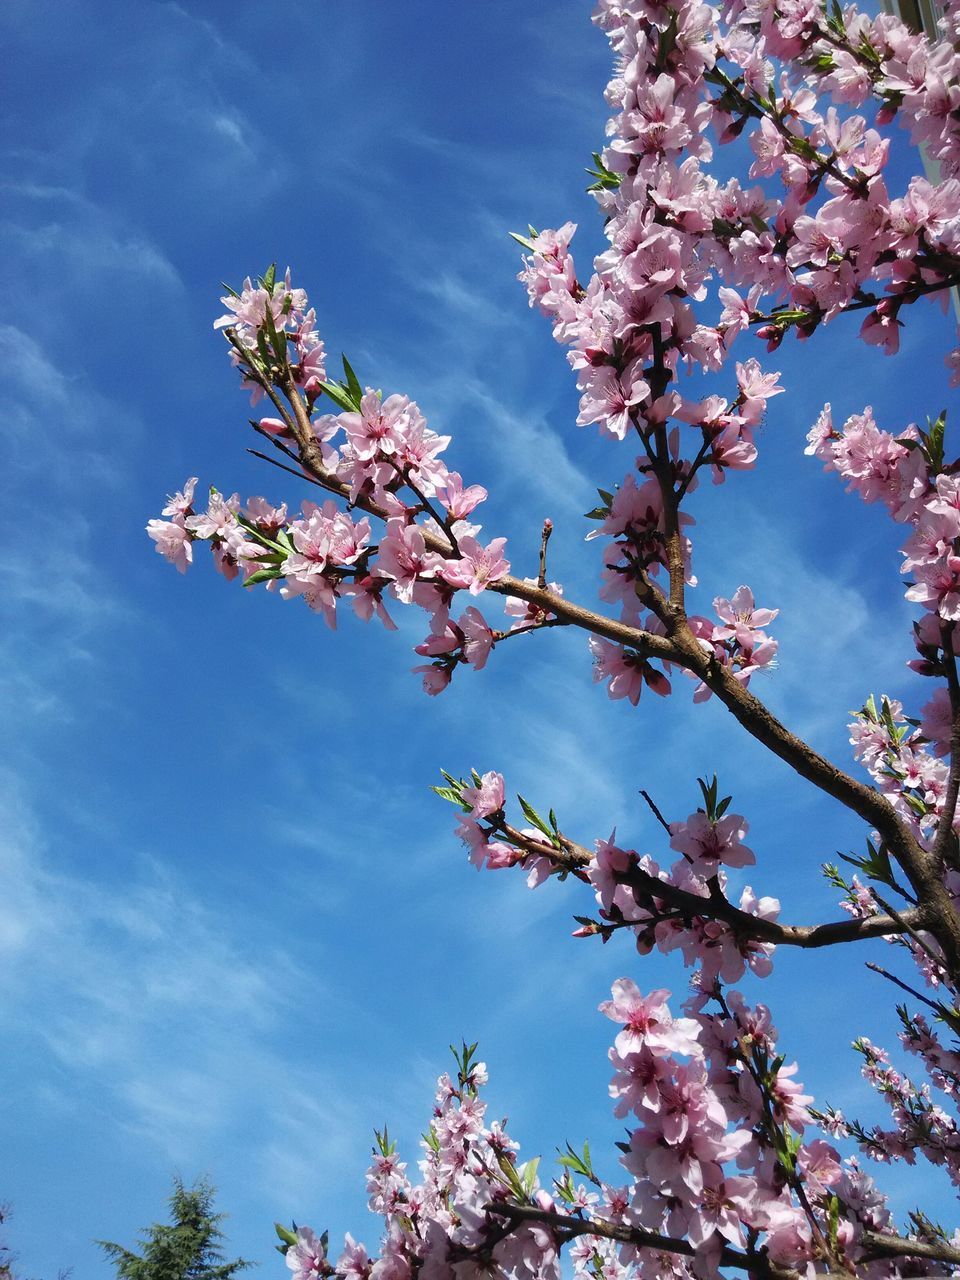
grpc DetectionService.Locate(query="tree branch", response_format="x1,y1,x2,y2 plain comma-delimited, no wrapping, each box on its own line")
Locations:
861,1230,960,1267
483,1201,797,1279
493,823,910,950
237,359,960,973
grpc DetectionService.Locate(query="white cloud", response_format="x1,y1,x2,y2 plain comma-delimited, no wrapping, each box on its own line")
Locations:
0,777,372,1196
2,218,183,290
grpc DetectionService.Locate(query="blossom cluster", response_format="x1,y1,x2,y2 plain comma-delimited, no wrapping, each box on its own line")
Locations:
849,694,951,848
836,1033,960,1185
150,283,521,686
807,403,960,633
601,981,895,1274
445,769,777,987
214,266,328,404
281,985,903,1280
282,1045,563,1280
147,0,960,1269
589,585,778,706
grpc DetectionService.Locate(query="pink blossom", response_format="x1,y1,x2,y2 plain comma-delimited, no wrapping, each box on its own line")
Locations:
286,1226,327,1280
436,473,487,520
599,980,700,1058
670,811,755,872
412,664,452,696
377,520,434,604
461,771,505,820
147,517,193,574
921,687,954,756
439,537,510,595
459,607,495,670
161,477,198,518
712,585,778,645
576,361,650,439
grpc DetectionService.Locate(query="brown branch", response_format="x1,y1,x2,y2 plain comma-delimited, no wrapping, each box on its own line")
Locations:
483,1202,797,1279
862,1230,960,1267
933,622,960,870
864,962,957,1027
498,822,590,879
664,624,960,972
235,353,960,972
620,863,909,950
247,448,325,488
495,823,909,950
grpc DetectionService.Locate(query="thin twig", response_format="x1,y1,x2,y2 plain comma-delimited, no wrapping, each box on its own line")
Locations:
639,789,674,837
537,519,553,590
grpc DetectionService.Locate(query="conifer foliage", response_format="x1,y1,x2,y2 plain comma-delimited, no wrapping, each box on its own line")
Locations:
98,1178,249,1280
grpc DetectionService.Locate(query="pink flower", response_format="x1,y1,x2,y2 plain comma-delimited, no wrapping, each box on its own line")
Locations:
860,305,902,355
599,980,700,1058
461,771,504,819
286,1226,327,1280
340,391,414,461
147,517,193,574
669,811,755,872
735,359,783,425
436,473,487,520
377,520,433,603
439,537,510,595
412,663,452,696
459,606,495,670
590,638,671,705
336,1235,370,1280
712,586,778,645
576,360,650,439
161,477,198,518
921,687,954,756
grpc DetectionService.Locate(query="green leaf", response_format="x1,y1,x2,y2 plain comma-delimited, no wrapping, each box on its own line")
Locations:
375,1126,397,1156
431,785,470,810
243,567,283,588
422,1126,440,1153
261,262,277,292
498,1153,527,1198
342,355,363,404
520,1156,541,1196
557,1140,594,1180
275,1224,299,1248
319,381,357,414
821,862,847,890
924,410,947,474
517,794,554,841
509,231,538,253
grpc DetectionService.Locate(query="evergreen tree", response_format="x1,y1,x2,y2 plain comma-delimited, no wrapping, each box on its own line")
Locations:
0,1205,14,1280
98,1178,250,1280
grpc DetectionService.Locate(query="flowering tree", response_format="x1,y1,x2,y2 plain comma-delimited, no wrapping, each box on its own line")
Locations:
148,0,960,1275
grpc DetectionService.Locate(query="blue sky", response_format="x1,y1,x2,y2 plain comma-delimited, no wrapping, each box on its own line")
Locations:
2,0,959,1275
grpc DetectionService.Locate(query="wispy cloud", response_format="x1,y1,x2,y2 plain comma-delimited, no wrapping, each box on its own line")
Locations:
0,776,375,1206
